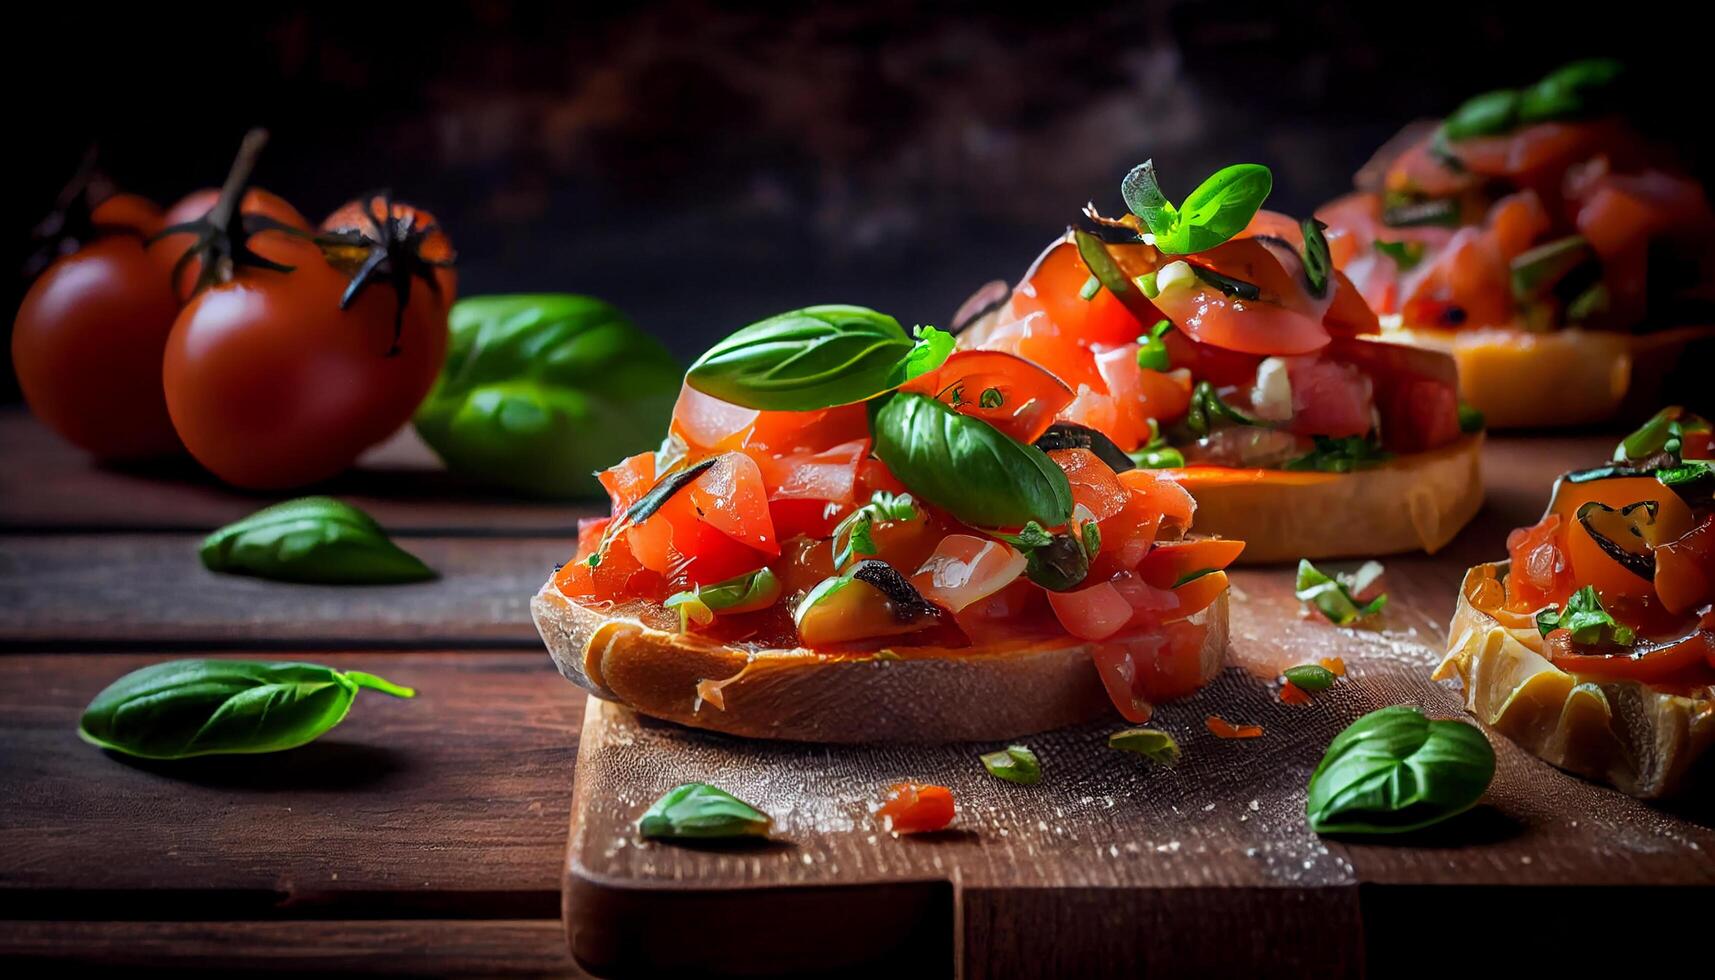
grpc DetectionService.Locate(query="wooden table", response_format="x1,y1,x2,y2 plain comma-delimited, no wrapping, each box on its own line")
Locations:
3,409,1709,977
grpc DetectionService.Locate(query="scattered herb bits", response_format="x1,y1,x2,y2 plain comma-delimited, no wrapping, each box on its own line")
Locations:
637,783,772,841
200,497,435,584
1295,559,1388,625
1306,706,1495,835
979,745,1042,785
78,659,416,759
1109,728,1181,765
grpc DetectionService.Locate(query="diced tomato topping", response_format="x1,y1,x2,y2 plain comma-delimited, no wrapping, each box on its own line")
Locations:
1110,569,1229,624
1092,345,1192,446
905,349,1074,443
1546,622,1715,687
1010,238,1157,347
686,452,779,556
768,498,847,543
1049,448,1130,522
910,535,1027,614
981,309,1106,392
1152,281,1330,356
1656,516,1715,616
1381,378,1463,454
1278,682,1311,706
1285,355,1374,439
1400,226,1514,329
576,517,610,558
1320,656,1347,677
1205,715,1264,739
1136,538,1246,590
598,452,657,514
670,384,758,455
744,403,870,457
1160,330,1263,389
1323,270,1381,336
555,531,664,604
1047,581,1135,641
1117,468,1197,537
761,438,869,505
877,783,956,834
1505,513,1573,613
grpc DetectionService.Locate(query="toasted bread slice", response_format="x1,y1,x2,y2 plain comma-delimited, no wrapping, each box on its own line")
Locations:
1388,325,1714,430
532,583,1229,743
1163,434,1483,565
1435,561,1715,798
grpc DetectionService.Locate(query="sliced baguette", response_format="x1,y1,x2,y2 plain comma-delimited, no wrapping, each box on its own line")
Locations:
1163,434,1483,565
532,583,1229,743
1434,561,1715,798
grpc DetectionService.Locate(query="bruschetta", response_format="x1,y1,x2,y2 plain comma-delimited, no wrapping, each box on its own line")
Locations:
532,305,1242,741
1435,407,1715,797
1317,59,1715,428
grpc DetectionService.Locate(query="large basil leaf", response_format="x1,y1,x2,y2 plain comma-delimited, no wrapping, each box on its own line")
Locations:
79,659,416,759
870,392,1072,529
200,497,434,584
637,782,772,840
1306,706,1495,835
413,294,681,498
686,305,951,411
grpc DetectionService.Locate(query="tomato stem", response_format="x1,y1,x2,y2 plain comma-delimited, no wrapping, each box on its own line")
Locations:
209,129,270,234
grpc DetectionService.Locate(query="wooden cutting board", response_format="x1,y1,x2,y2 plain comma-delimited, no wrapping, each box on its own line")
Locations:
558,437,1715,979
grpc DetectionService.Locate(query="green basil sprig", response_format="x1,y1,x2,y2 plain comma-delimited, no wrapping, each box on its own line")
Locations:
1109,727,1180,765
412,294,681,498
870,392,1072,529
1306,706,1495,835
637,783,772,841
1441,59,1624,144
1296,559,1387,625
200,498,434,584
1536,585,1635,646
980,745,1042,785
1283,435,1393,473
79,659,416,759
1122,160,1274,255
686,305,952,411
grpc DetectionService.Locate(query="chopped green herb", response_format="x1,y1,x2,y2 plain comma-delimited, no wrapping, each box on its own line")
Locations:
832,491,919,568
1381,195,1460,229
1296,559,1387,626
1373,239,1426,271
1282,664,1337,692
1300,218,1331,297
997,520,1055,550
1079,274,1101,301
1135,319,1174,372
980,745,1042,785
1109,728,1181,765
1081,521,1102,558
1536,585,1636,646
1283,435,1392,473
1185,380,1266,437
979,387,1005,409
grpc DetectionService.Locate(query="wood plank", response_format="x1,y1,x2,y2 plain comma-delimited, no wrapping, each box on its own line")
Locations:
0,919,581,978
0,410,602,535
0,652,583,920
0,535,569,648
555,433,1715,978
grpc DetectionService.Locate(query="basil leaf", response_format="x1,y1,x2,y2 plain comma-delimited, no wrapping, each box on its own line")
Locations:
832,491,919,568
686,305,951,411
1441,89,1520,142
1374,239,1426,271
1617,406,1683,463
78,659,415,759
1284,435,1393,473
980,745,1042,785
1136,319,1174,372
1109,728,1180,765
200,498,434,585
666,567,783,631
1518,58,1624,123
1299,218,1331,297
1536,585,1636,646
1185,381,1266,438
1295,559,1387,625
1123,160,1273,255
413,294,681,498
870,392,1072,529
1306,706,1495,835
1282,664,1337,692
1021,532,1091,592
996,521,1054,550
637,783,772,841
1658,461,1714,488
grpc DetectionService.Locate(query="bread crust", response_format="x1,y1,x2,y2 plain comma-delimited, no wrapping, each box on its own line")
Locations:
1434,561,1715,798
1164,435,1483,565
1388,325,1715,430
532,584,1229,743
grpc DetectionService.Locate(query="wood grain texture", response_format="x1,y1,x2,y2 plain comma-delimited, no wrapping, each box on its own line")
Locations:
0,535,570,648
0,919,581,977
0,652,585,920
559,433,1715,979
0,410,602,535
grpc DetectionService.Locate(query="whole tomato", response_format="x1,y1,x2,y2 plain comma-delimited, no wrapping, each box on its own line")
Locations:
160,141,455,489
13,167,182,459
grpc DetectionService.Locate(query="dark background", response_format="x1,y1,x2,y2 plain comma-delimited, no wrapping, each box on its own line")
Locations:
6,0,1707,402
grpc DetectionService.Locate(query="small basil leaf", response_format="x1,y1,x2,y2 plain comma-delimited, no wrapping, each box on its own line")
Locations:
686,306,950,411
1617,407,1683,463
832,491,919,568
996,521,1055,550
1374,239,1426,272
1299,218,1331,297
1022,532,1091,592
1441,89,1520,142
1307,706,1495,835
637,783,772,841
78,659,415,759
980,745,1042,785
667,568,783,628
413,294,681,498
1123,161,1273,255
1109,727,1180,765
200,498,435,585
1295,559,1387,626
1536,584,1636,646
1518,58,1624,123
1282,664,1337,692
870,392,1073,529
1119,160,1176,239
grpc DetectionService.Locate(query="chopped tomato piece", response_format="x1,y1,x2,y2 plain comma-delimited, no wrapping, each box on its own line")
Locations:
877,783,956,834
1278,682,1311,706
1380,378,1463,454
1049,448,1130,522
1320,657,1347,677
555,531,663,603
1152,280,1331,356
576,516,610,558
670,384,757,455
1047,581,1134,641
1010,238,1157,347
745,403,870,457
1162,330,1262,388
1117,468,1196,535
768,498,847,543
1546,625,1715,687
1656,516,1715,616
1093,344,1192,445
1136,539,1246,590
1094,615,1221,716
911,535,1027,614
1505,513,1573,613
687,452,780,556
906,349,1074,443
1205,715,1264,739
762,438,869,505
1323,270,1380,335
598,452,656,514
981,309,1106,392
